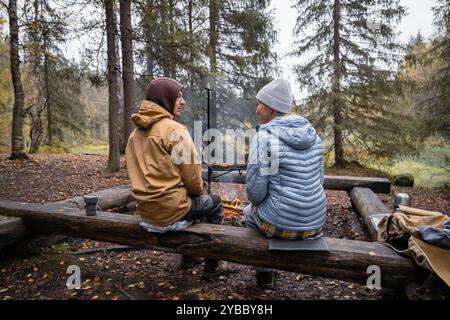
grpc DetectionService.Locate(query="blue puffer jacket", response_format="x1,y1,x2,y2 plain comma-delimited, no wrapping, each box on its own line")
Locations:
246,115,326,231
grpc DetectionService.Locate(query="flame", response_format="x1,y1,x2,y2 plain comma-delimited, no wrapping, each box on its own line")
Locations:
222,197,243,217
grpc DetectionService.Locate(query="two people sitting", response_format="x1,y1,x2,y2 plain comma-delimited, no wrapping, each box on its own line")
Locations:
125,77,326,288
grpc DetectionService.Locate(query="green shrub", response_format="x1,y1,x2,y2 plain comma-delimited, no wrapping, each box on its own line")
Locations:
38,144,67,154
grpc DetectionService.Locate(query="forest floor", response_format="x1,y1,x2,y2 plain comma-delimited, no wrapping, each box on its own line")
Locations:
0,154,448,300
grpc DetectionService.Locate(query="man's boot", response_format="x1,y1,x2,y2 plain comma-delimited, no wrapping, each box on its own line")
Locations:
202,259,229,280
256,270,274,289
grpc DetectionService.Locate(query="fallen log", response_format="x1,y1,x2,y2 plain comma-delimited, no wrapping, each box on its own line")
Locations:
53,185,134,211
0,200,420,289
350,187,392,240
46,173,390,217
202,170,391,194
0,216,27,251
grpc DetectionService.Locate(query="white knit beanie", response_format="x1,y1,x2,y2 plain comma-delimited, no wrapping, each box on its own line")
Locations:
256,78,293,113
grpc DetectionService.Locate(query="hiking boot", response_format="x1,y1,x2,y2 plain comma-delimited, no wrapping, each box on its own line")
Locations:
256,270,274,290
202,260,230,280
180,255,203,269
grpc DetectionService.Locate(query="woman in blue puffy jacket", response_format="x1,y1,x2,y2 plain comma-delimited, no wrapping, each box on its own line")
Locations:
244,78,327,289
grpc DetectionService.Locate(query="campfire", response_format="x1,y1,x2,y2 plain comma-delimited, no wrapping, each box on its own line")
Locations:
221,198,245,227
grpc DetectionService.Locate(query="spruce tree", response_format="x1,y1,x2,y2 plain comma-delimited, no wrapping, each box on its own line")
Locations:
292,0,409,166
429,0,450,137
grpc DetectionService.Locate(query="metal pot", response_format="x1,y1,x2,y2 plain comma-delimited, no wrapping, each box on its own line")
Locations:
394,193,411,209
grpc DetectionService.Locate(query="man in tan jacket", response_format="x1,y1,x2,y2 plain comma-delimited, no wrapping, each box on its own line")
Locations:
125,77,227,279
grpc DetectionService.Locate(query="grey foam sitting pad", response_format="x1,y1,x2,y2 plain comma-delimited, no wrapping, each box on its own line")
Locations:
269,237,330,252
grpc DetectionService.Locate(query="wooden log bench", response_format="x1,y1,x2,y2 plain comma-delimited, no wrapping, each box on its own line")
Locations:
202,170,391,194
0,199,421,289
349,187,392,240
0,216,27,251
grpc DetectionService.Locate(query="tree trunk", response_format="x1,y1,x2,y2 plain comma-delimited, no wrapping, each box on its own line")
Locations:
332,0,345,166
209,0,218,130
188,0,195,86
105,0,121,172
115,34,124,153
43,26,52,146
28,107,44,153
28,0,45,154
8,0,28,160
168,0,176,78
160,0,170,77
119,0,135,147
144,0,155,78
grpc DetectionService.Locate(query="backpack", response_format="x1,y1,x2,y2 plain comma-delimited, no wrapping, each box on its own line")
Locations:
378,205,450,288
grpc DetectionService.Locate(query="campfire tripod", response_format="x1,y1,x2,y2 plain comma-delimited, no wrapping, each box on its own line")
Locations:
204,87,247,195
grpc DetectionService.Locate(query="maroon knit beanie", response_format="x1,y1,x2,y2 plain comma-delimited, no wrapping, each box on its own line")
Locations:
145,77,184,115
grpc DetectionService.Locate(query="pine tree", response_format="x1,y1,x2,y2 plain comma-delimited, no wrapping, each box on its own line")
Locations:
22,0,88,150
292,0,410,166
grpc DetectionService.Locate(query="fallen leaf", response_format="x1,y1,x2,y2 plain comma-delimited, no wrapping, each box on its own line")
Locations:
208,228,226,232
138,282,145,289
91,295,99,300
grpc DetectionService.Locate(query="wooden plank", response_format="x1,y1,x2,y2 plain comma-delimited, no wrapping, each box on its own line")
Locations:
350,187,392,240
0,200,419,288
202,170,391,194
0,216,27,250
